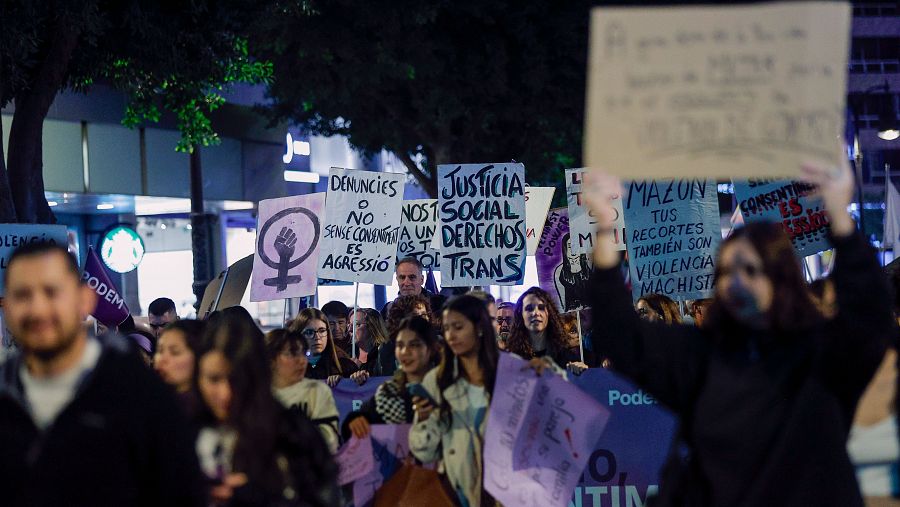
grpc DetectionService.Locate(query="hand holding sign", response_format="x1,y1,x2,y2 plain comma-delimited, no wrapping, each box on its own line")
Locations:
798,145,855,237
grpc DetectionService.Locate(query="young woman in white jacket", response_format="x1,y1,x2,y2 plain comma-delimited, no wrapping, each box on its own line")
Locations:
409,294,500,507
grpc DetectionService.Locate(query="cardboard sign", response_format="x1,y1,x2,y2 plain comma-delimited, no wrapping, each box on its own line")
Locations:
566,168,626,255
584,2,850,179
535,208,593,312
397,199,441,270
319,168,405,286
437,163,527,286
336,436,375,486
251,194,325,301
526,187,556,256
623,179,721,301
0,224,68,296
484,353,610,507
733,179,830,256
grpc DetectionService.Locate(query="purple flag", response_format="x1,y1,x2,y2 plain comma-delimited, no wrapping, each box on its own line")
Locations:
82,247,130,327
336,435,375,486
353,424,414,507
484,353,610,507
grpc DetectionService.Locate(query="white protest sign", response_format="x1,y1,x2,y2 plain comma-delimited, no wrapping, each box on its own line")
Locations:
526,187,555,256
250,193,324,301
0,224,68,296
565,168,626,255
398,199,441,270
318,168,405,286
584,2,850,179
437,163,527,286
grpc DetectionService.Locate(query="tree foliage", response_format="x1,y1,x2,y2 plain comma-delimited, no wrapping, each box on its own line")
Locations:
0,0,273,223
256,0,591,198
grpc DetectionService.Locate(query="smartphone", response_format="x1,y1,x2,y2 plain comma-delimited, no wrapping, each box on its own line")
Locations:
406,382,436,406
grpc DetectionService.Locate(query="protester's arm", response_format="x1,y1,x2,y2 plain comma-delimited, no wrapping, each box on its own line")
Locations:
799,157,894,403
310,383,342,453
408,372,445,464
340,390,384,441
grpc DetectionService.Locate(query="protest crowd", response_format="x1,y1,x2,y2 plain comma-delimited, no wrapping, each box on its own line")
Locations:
3,3,900,507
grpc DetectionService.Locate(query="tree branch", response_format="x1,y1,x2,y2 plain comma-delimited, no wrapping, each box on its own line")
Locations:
399,151,437,198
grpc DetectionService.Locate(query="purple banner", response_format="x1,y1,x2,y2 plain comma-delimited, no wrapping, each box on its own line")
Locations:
569,368,677,506
336,435,375,486
535,208,593,312
82,247,130,327
353,424,413,507
485,353,610,507
331,376,390,424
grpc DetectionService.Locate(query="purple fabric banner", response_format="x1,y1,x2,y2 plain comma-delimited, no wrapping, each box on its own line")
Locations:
484,353,611,507
82,247,130,327
336,435,375,486
535,208,593,312
331,376,390,424
569,368,678,506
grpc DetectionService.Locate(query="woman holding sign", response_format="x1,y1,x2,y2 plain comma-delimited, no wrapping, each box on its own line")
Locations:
582,155,894,506
409,295,500,507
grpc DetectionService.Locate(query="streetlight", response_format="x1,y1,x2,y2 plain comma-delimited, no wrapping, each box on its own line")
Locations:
849,80,899,234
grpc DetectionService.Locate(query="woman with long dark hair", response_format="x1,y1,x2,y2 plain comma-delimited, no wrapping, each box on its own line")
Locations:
342,316,441,439
555,232,592,311
506,286,580,370
582,157,894,506
409,295,500,507
287,308,357,387
193,311,339,507
154,319,205,416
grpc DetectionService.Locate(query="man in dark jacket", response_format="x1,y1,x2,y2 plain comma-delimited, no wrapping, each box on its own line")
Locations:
0,242,205,507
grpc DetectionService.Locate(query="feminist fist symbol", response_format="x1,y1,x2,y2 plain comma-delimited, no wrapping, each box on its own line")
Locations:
263,227,303,291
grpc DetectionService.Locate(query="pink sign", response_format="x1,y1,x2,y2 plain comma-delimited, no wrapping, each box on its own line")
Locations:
484,353,610,507
352,424,413,507
250,193,325,301
336,435,375,486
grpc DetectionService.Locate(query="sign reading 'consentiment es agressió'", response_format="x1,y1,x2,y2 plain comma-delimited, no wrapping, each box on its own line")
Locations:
318,168,405,286
624,178,720,301
438,163,526,286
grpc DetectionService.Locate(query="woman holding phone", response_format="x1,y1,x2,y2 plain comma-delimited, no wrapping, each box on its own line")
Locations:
341,316,440,440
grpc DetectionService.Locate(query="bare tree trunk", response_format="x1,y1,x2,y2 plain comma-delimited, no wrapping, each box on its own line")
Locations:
0,114,18,222
6,20,79,223
399,152,437,197
190,147,217,312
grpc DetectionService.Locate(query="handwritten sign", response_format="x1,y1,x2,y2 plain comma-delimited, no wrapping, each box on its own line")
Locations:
566,168,626,255
526,187,556,256
584,2,851,179
319,168,405,286
484,353,610,507
733,179,830,256
0,224,68,296
624,179,720,301
535,208,593,312
353,424,414,507
437,163,526,286
398,199,441,270
250,194,324,301
336,435,375,486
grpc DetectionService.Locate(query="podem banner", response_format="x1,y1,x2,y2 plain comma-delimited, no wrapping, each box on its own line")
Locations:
0,224,68,296
733,179,830,257
83,247,130,327
250,193,325,301
437,163,527,286
623,178,721,301
319,168,405,286
566,168,626,255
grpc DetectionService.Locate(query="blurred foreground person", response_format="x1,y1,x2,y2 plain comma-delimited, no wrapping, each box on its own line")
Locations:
155,319,206,416
0,243,204,507
195,313,338,506
583,155,894,506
